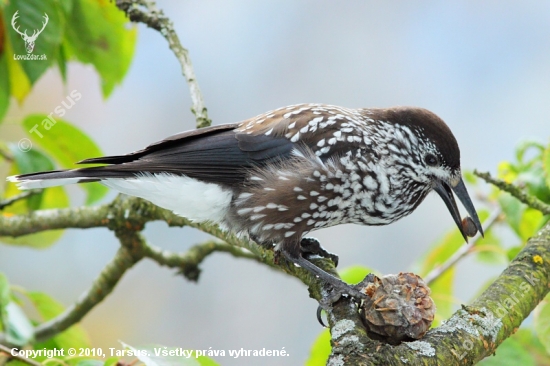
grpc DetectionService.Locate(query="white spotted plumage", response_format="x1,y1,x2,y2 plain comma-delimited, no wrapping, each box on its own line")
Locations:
9,103,472,266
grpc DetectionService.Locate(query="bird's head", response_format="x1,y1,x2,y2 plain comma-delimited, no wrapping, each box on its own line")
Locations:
377,107,484,241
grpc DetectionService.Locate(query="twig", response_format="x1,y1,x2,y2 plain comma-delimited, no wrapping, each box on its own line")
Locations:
0,190,42,210
115,0,211,128
144,240,261,278
0,344,42,366
475,170,550,215
424,208,502,284
34,232,144,342
0,148,14,162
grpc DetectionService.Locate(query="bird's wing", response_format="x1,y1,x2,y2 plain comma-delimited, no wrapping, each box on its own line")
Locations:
13,105,366,187
75,121,294,185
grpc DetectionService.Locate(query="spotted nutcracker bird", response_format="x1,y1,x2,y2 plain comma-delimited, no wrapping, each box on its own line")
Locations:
8,104,483,299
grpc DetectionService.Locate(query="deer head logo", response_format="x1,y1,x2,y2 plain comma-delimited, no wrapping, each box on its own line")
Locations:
11,11,49,54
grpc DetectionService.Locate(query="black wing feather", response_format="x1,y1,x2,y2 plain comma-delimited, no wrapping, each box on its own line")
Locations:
60,123,297,186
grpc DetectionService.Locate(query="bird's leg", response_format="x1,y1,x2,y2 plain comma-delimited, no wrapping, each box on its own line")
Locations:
282,250,367,306
300,237,339,267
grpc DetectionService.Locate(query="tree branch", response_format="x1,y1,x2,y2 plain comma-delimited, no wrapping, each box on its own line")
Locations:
34,230,145,342
327,220,550,365
0,147,14,162
475,170,550,215
0,190,42,210
0,194,330,341
115,0,211,128
142,240,262,281
0,344,41,366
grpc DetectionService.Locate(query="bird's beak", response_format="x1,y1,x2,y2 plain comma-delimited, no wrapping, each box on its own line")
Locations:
433,177,484,241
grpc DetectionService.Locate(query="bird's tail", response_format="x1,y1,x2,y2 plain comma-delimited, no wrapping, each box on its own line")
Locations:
7,167,129,190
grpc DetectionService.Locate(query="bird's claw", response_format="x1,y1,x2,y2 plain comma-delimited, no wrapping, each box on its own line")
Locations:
316,273,376,327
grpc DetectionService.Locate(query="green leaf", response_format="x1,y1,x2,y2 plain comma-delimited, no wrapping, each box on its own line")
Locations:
468,276,497,302
463,170,478,185
2,30,31,102
0,52,10,123
64,0,137,97
3,0,63,84
103,357,120,366
506,246,522,262
3,302,34,346
478,334,536,366
8,143,54,210
1,147,69,247
0,274,35,346
55,43,68,82
418,210,494,324
518,208,544,242
473,230,507,265
416,216,482,324
305,328,331,366
517,168,550,203
120,342,220,366
339,265,378,284
535,297,550,355
419,209,490,275
429,268,455,325
474,247,507,265
513,328,550,362
497,193,524,237
22,114,109,204
26,291,91,350
515,140,545,166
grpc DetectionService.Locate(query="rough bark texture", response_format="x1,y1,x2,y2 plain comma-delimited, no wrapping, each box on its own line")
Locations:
326,222,550,365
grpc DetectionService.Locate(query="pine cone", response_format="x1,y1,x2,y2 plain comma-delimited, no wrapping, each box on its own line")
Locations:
359,272,435,342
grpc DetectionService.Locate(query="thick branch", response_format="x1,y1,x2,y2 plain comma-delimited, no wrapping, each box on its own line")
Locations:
115,0,211,128
327,221,550,365
475,170,550,215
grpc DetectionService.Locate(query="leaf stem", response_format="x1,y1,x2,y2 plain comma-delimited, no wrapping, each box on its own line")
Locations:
0,344,42,366
475,170,550,215
115,0,211,128
0,190,42,210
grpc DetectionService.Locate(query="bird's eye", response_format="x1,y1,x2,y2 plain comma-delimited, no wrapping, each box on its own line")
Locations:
424,153,439,167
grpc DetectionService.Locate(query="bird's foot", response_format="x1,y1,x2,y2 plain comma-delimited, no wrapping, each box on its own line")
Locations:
282,251,367,303
318,280,368,309
300,237,339,267
316,273,377,327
